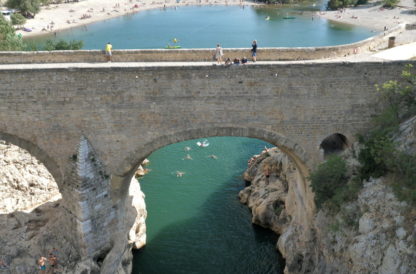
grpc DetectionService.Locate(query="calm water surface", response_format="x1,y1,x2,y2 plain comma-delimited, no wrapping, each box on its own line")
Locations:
132,137,284,274
27,5,375,49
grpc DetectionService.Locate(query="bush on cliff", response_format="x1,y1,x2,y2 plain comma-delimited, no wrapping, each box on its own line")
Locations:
310,155,348,209
358,64,416,205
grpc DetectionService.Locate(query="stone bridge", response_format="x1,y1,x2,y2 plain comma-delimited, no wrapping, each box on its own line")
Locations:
0,59,413,272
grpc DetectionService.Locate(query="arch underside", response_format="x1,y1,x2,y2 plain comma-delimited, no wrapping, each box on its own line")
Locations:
119,126,311,180
0,132,62,185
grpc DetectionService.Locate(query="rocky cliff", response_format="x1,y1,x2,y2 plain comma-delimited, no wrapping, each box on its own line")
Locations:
0,141,147,273
239,116,416,274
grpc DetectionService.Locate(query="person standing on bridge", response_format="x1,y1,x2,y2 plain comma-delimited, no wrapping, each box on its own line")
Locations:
105,42,112,62
215,44,224,64
251,40,257,62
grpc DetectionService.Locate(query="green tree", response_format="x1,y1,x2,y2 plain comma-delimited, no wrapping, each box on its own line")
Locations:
6,0,41,18
327,0,367,10
10,13,26,26
0,14,25,50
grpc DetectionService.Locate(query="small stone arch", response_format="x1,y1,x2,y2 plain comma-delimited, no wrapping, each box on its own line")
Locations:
117,126,311,181
319,133,349,159
0,132,63,187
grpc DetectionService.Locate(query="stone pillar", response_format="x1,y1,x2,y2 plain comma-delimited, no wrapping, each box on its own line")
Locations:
57,136,147,273
59,136,116,266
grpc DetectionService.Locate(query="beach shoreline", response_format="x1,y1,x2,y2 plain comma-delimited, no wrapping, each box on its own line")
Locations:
317,0,416,31
8,0,416,49
15,0,258,38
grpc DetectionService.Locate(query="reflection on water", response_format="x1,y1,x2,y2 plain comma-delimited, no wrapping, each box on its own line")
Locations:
132,137,284,274
26,5,375,49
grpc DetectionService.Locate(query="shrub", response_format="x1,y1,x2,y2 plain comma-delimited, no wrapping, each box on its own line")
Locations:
358,64,416,206
43,39,83,50
6,0,41,18
10,13,26,26
383,0,399,8
310,155,348,209
0,14,25,50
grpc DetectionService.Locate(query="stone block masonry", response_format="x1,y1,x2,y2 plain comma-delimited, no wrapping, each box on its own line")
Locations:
0,59,415,272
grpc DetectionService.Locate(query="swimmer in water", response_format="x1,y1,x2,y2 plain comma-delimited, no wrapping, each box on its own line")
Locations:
208,154,218,159
176,171,185,177
183,154,193,160
184,146,192,151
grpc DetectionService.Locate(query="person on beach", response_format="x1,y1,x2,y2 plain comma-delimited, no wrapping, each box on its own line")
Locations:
105,42,112,62
215,44,224,64
38,256,47,274
48,253,58,273
251,40,257,62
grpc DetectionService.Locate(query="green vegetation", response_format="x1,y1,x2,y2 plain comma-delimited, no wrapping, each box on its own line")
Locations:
42,39,83,50
5,0,41,18
0,14,83,51
25,39,83,50
311,65,416,211
382,0,399,8
327,0,368,11
310,155,349,209
0,14,25,50
10,13,26,26
359,65,416,205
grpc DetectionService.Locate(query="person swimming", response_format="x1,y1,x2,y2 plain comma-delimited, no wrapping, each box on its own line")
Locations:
196,139,209,147
208,154,218,159
184,146,192,151
176,171,185,177
183,154,193,160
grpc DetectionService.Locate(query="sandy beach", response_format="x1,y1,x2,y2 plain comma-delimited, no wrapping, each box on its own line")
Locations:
11,0,416,39
318,0,416,31
14,0,255,38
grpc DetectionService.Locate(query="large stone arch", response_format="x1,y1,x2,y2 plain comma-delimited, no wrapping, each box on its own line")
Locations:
0,132,63,187
118,126,311,180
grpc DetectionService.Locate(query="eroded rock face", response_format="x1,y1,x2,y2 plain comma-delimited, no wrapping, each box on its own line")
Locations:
0,140,61,214
128,177,147,250
239,116,416,274
239,148,317,273
0,141,147,273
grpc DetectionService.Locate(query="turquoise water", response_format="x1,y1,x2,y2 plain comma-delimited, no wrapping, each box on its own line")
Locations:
26,5,375,49
132,137,284,274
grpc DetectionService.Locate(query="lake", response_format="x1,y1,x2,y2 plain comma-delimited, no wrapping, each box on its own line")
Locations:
26,5,375,49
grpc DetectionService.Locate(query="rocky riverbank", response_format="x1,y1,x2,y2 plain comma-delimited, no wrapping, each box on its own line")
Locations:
239,116,416,273
0,141,147,273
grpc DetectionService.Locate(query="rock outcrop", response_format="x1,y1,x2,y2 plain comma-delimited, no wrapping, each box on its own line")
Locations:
0,140,61,214
0,141,147,273
239,115,416,274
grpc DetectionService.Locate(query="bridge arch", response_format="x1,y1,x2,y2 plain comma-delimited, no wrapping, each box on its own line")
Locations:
0,132,63,188
118,126,311,182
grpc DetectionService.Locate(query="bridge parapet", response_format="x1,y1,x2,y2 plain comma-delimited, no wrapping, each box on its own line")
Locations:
0,25,403,64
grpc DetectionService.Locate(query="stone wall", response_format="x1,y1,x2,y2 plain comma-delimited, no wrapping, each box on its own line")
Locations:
1,60,414,272
0,25,404,64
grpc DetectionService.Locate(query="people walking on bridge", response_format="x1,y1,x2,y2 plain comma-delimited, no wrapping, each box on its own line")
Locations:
251,40,257,62
215,44,224,64
105,42,112,62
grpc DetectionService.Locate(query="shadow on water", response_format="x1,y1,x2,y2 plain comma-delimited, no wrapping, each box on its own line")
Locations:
132,188,284,274
132,137,284,274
